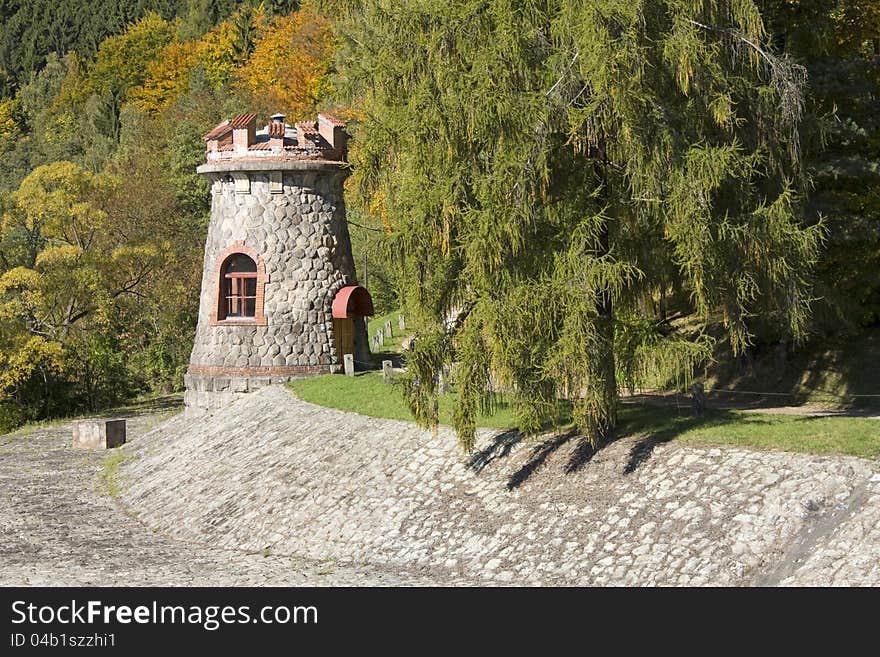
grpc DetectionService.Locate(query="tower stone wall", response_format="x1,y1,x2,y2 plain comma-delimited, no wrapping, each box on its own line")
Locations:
185,113,370,411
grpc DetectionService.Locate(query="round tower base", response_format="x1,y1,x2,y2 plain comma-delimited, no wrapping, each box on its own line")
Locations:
183,368,332,413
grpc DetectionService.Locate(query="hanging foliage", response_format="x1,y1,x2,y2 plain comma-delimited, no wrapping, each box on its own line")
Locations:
336,0,824,451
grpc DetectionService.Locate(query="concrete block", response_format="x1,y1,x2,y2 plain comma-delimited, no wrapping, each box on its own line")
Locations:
72,419,126,449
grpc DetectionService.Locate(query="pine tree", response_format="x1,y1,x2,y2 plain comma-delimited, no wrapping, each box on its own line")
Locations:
335,0,824,450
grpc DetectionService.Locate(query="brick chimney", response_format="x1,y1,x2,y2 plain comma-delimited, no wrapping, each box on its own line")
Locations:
296,120,318,147
317,113,347,158
268,113,286,151
231,112,257,153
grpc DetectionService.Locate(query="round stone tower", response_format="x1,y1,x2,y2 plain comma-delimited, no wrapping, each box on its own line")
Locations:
184,112,373,411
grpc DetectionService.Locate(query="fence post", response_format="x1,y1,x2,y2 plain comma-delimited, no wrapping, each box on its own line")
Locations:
690,382,706,417
384,320,393,339
398,314,405,331
382,360,393,383
344,353,355,377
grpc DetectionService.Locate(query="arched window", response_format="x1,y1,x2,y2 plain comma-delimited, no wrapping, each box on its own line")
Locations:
221,253,258,319
210,242,267,326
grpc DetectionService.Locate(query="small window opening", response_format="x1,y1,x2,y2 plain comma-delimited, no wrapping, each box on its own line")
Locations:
221,254,258,319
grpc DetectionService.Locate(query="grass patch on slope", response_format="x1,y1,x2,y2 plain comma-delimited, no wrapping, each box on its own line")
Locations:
619,405,880,459
367,310,408,356
288,372,569,431
290,373,880,458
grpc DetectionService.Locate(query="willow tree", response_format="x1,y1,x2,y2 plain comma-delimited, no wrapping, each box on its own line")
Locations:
334,0,824,451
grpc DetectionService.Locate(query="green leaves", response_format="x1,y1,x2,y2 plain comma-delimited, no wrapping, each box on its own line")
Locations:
339,0,821,450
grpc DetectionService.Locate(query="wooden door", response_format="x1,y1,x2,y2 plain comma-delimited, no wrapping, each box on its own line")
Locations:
333,317,355,360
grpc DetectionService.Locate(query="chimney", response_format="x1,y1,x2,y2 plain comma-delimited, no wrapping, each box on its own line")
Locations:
317,113,347,158
231,112,257,153
268,113,286,151
296,121,318,148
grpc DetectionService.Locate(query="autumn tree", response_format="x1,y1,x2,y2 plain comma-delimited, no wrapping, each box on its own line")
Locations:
0,161,168,423
336,0,824,450
234,7,333,118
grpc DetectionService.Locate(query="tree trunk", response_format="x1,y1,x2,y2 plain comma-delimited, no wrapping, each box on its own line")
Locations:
588,150,618,446
591,213,617,445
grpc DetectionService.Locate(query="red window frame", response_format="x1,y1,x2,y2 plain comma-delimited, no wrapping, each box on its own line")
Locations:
212,244,267,327
223,271,258,318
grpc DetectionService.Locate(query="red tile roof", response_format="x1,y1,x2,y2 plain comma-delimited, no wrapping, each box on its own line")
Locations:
203,120,231,141
267,121,285,138
229,112,257,129
204,112,347,163
205,113,258,140
318,113,346,127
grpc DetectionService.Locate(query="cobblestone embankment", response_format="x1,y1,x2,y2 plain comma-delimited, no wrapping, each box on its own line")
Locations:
0,403,451,586
115,386,880,586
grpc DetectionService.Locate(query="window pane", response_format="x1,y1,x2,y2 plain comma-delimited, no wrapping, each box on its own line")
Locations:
244,277,257,296
225,254,257,273
245,298,256,317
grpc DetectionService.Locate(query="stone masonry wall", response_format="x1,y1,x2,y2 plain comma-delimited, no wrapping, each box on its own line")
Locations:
185,165,360,410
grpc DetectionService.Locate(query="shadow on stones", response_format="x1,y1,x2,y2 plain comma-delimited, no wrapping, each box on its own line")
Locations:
621,408,748,474
506,429,590,491
623,418,703,475
469,430,522,474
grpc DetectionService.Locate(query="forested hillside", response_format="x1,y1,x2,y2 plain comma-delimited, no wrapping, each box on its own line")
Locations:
0,0,877,436
0,0,321,429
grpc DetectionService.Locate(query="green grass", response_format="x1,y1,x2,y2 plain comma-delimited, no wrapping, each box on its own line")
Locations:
367,310,409,356
619,405,880,458
290,373,880,459
289,372,528,430
100,448,126,499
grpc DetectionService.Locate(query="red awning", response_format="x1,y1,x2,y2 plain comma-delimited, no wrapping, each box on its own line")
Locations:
331,285,374,318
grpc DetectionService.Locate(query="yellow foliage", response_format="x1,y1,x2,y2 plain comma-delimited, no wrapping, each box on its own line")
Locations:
13,162,98,237
234,9,333,119
196,17,242,89
35,245,83,269
89,12,176,98
0,337,66,393
0,267,41,295
128,40,200,114
0,98,18,143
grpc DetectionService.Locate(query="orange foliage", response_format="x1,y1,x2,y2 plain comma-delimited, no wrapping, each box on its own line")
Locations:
234,9,333,120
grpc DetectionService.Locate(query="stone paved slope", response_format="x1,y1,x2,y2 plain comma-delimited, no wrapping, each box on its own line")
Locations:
118,386,880,586
0,406,453,586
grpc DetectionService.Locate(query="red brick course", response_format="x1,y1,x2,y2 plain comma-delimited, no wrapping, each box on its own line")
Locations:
187,364,326,377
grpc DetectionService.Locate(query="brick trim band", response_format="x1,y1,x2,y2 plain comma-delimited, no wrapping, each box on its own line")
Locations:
188,364,327,378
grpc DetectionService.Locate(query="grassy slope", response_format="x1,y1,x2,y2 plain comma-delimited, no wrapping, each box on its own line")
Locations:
290,372,523,430
703,326,880,408
366,310,408,356
289,373,880,459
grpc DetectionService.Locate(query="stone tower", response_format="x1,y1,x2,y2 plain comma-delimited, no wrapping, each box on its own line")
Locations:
184,112,373,411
